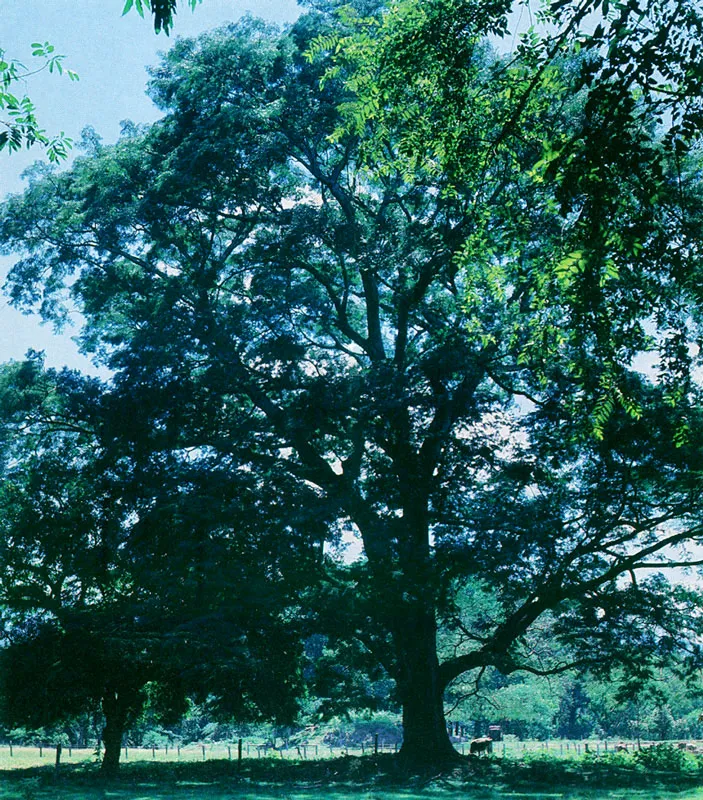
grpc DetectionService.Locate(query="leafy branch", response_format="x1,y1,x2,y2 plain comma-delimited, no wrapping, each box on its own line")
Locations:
0,43,78,163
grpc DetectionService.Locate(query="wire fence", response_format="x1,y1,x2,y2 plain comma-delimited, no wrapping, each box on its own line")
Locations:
0,738,690,770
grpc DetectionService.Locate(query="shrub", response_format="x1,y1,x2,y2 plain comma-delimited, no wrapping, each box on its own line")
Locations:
633,743,695,772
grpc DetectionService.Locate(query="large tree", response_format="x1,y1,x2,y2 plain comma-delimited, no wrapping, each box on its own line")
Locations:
3,4,703,767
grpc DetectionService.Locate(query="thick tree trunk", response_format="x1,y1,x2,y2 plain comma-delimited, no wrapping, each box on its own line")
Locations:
394,607,460,768
100,690,129,775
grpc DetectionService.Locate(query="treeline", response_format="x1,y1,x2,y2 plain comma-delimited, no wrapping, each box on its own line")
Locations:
451,669,703,742
4,656,702,750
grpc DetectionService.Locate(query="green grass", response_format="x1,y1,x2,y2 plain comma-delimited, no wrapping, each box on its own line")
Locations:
1,752,703,800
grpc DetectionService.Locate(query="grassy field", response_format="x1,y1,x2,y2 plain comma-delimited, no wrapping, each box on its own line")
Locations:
1,779,703,800
1,746,702,800
0,751,703,800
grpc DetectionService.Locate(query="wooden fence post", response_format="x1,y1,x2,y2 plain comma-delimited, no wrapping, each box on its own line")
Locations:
55,743,62,771
374,734,379,755
238,738,243,764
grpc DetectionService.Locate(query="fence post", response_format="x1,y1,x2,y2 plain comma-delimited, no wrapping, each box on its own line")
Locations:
202,745,206,761
177,745,181,759
238,738,243,764
55,743,62,771
9,744,12,757
124,746,128,760
152,746,156,759
374,734,379,755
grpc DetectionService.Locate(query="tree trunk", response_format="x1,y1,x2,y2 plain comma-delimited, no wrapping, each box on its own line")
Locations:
395,607,460,768
101,689,129,775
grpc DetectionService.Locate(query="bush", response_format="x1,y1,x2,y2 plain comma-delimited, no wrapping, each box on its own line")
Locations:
321,711,402,746
594,749,636,768
141,728,175,748
633,743,696,772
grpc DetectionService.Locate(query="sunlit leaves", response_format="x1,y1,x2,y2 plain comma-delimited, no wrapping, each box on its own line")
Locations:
0,46,76,163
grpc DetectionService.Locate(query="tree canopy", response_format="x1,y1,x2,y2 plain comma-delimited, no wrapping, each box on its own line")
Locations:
2,0,703,769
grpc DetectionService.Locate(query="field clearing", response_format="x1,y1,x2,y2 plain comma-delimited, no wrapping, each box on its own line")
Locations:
0,738,691,771
1,745,703,800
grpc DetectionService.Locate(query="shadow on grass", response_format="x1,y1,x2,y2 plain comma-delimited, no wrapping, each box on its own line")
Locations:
1,753,703,799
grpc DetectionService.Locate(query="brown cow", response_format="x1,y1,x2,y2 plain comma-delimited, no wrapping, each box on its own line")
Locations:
470,737,493,755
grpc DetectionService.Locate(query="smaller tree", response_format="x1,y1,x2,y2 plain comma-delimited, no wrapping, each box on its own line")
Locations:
0,356,310,772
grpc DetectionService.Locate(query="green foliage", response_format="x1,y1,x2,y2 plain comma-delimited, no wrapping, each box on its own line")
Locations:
0,46,76,162
121,0,203,33
320,711,402,746
0,354,310,769
3,3,703,766
310,0,703,443
633,743,696,773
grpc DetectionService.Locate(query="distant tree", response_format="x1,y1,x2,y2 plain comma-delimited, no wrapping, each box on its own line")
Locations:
3,4,703,769
554,681,593,740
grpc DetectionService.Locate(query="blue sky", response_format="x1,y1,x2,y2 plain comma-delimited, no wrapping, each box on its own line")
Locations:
1,0,300,372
